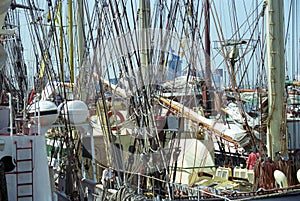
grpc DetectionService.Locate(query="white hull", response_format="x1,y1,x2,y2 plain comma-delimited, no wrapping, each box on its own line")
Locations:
1,134,53,201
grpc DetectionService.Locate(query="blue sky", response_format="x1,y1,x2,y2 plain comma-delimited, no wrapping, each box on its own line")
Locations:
13,0,300,88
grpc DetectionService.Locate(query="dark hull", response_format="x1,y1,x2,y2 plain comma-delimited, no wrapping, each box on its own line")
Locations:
78,178,300,200
168,189,300,201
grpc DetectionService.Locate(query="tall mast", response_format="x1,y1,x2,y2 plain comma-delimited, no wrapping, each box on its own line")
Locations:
59,0,64,82
76,0,86,101
266,0,285,159
68,0,74,85
204,0,213,116
65,0,75,196
76,0,84,71
139,0,150,83
138,0,150,195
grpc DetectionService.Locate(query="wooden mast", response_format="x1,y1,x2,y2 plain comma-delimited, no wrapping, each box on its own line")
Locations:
266,0,286,159
58,0,64,82
68,0,74,86
76,0,84,70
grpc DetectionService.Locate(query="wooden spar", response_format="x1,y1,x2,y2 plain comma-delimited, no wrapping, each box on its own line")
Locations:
225,88,267,93
157,96,240,145
266,0,286,159
92,73,127,97
99,79,240,146
99,76,243,146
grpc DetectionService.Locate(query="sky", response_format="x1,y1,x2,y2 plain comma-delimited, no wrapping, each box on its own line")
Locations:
12,0,300,89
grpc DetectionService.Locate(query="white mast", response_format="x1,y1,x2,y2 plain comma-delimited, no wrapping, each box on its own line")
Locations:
266,0,285,159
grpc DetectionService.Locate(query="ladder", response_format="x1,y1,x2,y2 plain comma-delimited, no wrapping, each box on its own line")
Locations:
15,139,34,200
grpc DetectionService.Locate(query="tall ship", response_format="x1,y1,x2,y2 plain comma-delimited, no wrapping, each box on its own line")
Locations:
1,0,300,200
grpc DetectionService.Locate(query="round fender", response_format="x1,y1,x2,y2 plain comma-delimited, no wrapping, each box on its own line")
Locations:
274,169,288,188
297,169,300,183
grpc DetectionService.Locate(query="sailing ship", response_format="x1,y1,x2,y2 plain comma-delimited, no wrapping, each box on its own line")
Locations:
1,0,300,201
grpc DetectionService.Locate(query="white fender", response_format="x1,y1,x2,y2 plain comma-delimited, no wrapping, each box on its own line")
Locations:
28,100,59,127
297,169,300,183
60,100,88,124
274,169,288,188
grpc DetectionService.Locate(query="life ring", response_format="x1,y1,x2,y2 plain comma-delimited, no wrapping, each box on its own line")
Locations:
108,111,125,130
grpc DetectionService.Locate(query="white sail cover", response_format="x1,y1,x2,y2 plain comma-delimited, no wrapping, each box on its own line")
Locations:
169,138,215,185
